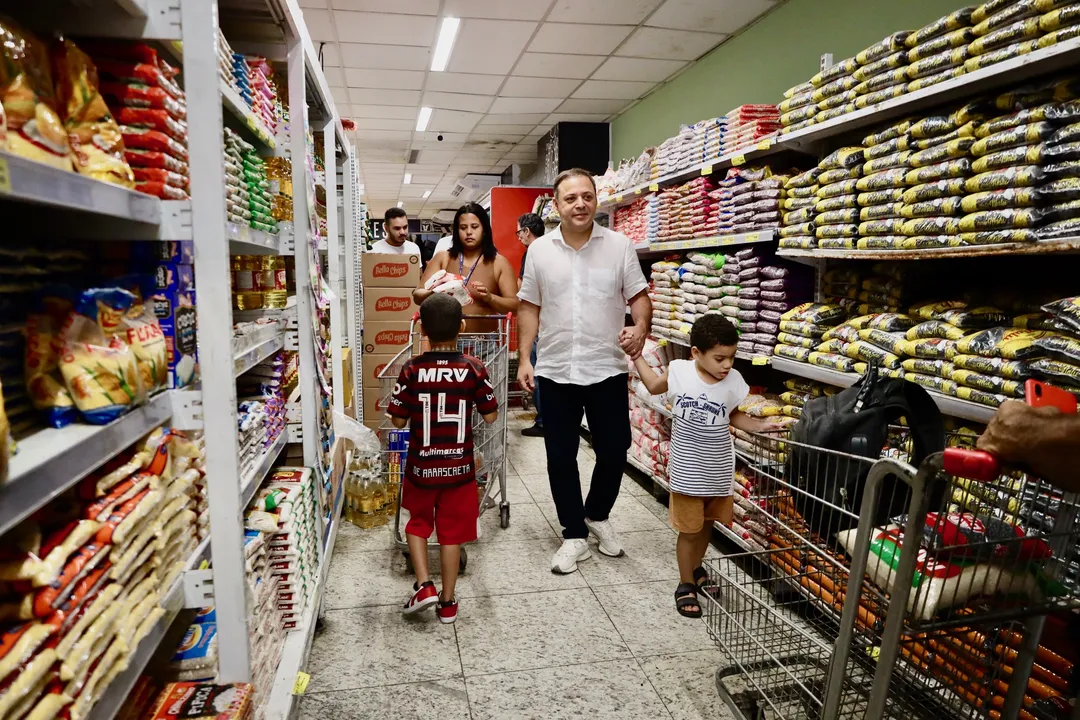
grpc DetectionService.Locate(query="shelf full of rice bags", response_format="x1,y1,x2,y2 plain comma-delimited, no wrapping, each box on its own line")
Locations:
83,41,191,200
225,128,278,234
611,196,651,245
712,166,789,236
628,339,671,482
0,21,135,187
597,147,655,201
0,427,204,720
656,177,719,241
723,105,780,155
246,467,320,634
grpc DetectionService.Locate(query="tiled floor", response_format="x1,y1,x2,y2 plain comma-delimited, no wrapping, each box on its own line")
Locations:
300,411,737,719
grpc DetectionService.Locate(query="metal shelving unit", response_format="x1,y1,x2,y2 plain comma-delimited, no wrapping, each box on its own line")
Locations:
635,229,776,255
778,237,1080,262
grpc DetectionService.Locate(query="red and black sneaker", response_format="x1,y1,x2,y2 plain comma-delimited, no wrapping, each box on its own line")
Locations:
403,581,438,615
437,596,458,625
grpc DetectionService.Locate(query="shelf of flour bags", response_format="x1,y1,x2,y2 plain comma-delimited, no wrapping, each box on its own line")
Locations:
770,356,996,424
777,237,1080,263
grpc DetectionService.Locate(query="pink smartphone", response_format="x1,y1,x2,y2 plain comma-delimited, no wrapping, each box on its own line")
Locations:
1025,379,1077,414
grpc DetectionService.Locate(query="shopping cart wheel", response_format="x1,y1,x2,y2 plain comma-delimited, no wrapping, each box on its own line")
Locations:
499,503,510,529
403,551,414,573
459,548,468,573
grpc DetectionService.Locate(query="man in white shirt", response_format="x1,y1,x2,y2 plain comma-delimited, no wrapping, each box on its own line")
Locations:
517,168,652,574
370,207,421,255
432,234,453,256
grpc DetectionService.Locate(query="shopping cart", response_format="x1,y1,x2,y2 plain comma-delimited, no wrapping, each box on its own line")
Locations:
376,313,511,573
702,425,1080,720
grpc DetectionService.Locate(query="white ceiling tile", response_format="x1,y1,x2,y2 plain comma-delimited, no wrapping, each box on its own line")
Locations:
471,123,535,133
408,174,445,184
547,0,662,24
357,148,410,160
357,129,414,141
424,73,506,95
344,68,425,90
330,0,438,14
489,96,561,114
442,0,552,20
468,132,526,142
363,162,406,170
592,56,686,81
544,112,610,123
422,92,494,113
332,11,436,46
647,0,774,34
477,113,549,125
448,19,538,75
513,52,604,79
322,66,346,86
616,26,725,60
417,150,461,162
414,131,470,144
300,9,336,40
500,76,581,98
330,86,351,107
412,164,454,173
349,88,421,106
352,117,415,130
319,43,340,67
338,43,429,70
529,23,634,55
430,109,484,132
558,98,631,114
572,79,655,99
350,104,418,120
300,0,328,7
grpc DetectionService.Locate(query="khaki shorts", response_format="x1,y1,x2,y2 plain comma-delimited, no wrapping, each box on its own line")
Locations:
669,492,734,533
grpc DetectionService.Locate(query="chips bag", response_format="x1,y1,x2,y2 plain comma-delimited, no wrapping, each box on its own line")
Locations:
58,289,146,424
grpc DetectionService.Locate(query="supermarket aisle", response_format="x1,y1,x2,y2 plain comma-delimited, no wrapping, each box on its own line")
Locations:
299,410,736,719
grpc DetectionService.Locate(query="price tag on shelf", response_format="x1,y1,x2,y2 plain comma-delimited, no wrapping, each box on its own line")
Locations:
700,165,713,176
720,236,734,245
752,356,769,366
657,339,668,347
292,672,311,695
649,183,659,191
615,194,623,202
746,232,760,242
732,154,746,166
634,188,641,195
757,138,772,151
0,158,11,195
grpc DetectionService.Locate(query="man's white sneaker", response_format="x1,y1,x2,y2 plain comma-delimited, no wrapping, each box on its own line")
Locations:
585,518,624,557
551,538,591,574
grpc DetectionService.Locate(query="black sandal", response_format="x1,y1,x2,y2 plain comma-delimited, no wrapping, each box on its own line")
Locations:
693,567,719,600
675,582,702,618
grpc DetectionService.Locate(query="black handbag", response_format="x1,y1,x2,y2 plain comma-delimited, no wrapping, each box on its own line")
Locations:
788,365,946,541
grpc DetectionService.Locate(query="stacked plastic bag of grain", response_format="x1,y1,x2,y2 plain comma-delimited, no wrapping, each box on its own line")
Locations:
772,302,848,368
723,105,780,155
905,6,976,91
229,132,278,234
699,117,727,166
247,56,278,132
812,147,867,250
612,196,650,246
647,193,661,246
811,55,861,127
648,261,680,341
1028,295,1080,395
1034,2,1080,51
218,30,241,94
712,166,786,237
852,37,909,112
779,80,817,135
655,177,719,242
629,340,672,482
778,167,823,249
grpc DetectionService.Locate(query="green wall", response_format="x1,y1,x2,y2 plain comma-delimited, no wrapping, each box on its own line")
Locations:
610,0,966,162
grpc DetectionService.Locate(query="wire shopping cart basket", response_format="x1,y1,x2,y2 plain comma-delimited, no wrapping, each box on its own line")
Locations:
702,425,1080,720
376,313,511,573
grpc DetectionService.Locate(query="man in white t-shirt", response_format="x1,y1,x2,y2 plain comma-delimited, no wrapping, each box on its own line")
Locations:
371,207,420,255
633,314,781,618
517,168,652,574
432,234,453,256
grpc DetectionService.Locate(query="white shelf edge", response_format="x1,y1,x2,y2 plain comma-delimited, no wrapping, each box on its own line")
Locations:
239,430,289,509
0,149,161,226
635,229,776,255
2,392,175,537
220,81,277,152
769,356,996,424
777,237,1080,261
234,334,285,378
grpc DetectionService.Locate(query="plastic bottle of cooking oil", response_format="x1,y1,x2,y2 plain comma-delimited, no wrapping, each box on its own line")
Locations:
343,471,360,526
370,476,389,527
356,476,377,529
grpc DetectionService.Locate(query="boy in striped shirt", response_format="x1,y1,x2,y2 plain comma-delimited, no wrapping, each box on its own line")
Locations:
632,315,780,618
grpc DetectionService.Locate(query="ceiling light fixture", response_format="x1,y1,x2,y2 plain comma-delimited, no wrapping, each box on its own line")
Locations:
430,17,460,72
396,201,404,208
404,173,412,184
422,190,432,198
416,106,432,132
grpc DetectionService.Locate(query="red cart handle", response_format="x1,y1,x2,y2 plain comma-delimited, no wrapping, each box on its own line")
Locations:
942,448,1000,482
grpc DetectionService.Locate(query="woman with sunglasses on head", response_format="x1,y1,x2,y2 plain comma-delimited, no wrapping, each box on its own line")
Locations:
415,202,518,333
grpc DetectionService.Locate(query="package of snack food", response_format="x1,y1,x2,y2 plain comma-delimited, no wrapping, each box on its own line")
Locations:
58,289,145,424
113,107,186,142
100,81,185,118
0,17,73,171
124,148,188,175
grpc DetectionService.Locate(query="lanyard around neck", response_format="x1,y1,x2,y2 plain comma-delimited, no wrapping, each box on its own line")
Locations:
458,253,481,285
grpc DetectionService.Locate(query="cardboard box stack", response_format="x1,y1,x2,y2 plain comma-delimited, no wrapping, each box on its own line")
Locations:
361,253,420,431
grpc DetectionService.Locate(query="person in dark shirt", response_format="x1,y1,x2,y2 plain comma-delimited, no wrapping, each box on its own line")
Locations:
389,294,499,624
516,212,546,437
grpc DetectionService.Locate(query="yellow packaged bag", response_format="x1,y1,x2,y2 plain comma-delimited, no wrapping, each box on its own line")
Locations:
909,138,977,167
952,353,1032,379
58,289,146,424
846,340,904,368
863,118,915,147
908,7,977,47
115,279,168,394
25,287,78,428
955,327,1055,359
858,328,910,355
905,372,959,395
906,320,967,341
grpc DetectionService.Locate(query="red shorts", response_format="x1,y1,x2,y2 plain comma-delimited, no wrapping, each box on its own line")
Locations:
402,479,479,545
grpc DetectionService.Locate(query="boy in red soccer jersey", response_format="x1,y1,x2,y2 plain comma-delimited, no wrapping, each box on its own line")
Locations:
388,294,499,624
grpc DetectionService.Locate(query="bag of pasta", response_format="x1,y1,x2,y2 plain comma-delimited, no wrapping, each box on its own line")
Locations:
51,37,134,187
58,289,146,424
0,16,72,170
25,286,78,428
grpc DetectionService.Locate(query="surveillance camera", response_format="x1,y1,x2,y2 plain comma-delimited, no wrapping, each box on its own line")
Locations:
437,134,444,141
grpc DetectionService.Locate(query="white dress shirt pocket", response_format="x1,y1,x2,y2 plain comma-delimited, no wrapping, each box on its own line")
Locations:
587,268,616,298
